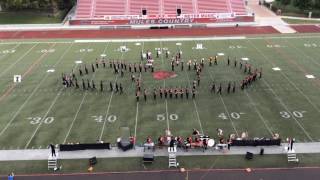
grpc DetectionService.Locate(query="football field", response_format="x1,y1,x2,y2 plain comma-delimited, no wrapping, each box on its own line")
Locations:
0,34,320,150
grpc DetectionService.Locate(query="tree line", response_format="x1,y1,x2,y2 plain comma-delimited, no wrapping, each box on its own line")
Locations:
0,0,76,12
277,0,320,10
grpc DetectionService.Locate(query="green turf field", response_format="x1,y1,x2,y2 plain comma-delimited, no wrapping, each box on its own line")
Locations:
0,35,320,150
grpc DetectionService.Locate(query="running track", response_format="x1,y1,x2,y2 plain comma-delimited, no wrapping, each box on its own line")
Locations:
10,167,320,180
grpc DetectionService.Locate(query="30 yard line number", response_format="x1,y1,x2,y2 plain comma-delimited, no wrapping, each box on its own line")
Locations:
92,115,117,123
280,111,306,119
157,114,178,121
28,117,54,125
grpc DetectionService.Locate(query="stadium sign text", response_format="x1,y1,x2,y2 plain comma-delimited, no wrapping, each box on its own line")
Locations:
129,18,195,25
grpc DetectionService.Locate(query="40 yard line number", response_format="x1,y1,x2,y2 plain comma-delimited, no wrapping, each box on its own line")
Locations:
218,112,244,120
92,115,117,123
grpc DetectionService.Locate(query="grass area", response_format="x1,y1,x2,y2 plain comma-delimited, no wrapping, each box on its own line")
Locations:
282,18,320,24
0,35,320,152
1,153,320,175
0,12,62,24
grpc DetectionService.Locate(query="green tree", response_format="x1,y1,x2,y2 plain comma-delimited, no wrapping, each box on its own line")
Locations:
294,0,312,9
281,0,291,5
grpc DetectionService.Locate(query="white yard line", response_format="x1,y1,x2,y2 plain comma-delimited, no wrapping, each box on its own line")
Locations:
247,39,320,115
206,70,239,137
262,79,314,141
64,42,109,143
284,39,320,67
244,91,274,136
24,43,75,149
227,40,275,136
63,87,90,144
0,43,38,79
183,66,204,135
159,41,170,132
0,43,20,61
99,43,125,141
0,43,57,137
133,101,139,146
99,75,119,141
246,40,314,141
133,41,144,142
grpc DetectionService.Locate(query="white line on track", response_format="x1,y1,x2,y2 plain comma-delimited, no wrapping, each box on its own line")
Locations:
99,42,126,141
0,43,38,79
1,35,320,45
0,43,56,137
247,39,320,114
24,43,75,148
64,42,109,143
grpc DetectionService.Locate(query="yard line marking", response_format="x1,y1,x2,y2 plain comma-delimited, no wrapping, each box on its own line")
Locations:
183,66,204,135
0,43,21,61
227,40,275,136
206,70,239,137
0,44,57,137
133,41,144,144
99,42,126,141
0,43,37,79
0,43,55,103
99,75,119,141
134,102,139,146
244,91,274,136
262,79,314,141
24,43,75,149
159,41,170,132
63,42,105,143
284,39,320,67
247,40,320,115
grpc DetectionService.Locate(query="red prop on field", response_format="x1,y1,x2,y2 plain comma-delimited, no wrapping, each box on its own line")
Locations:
153,71,177,80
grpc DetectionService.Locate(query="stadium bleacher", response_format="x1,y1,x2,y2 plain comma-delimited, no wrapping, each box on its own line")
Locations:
75,0,247,19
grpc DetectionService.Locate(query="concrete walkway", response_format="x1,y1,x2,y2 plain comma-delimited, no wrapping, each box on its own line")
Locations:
247,0,296,33
0,142,319,161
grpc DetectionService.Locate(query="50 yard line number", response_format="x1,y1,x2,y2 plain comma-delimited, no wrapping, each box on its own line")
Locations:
157,114,178,121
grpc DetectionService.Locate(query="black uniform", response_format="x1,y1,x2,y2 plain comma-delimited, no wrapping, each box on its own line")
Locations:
100,80,103,92
87,79,91,89
91,64,95,73
110,82,113,91
82,79,86,90
120,83,123,94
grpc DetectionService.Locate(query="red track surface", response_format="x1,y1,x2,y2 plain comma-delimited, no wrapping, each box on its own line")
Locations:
290,25,320,33
0,26,279,39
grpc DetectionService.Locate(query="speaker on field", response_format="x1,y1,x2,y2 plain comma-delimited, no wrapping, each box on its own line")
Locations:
260,148,264,155
177,8,181,16
245,152,253,160
142,9,147,15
